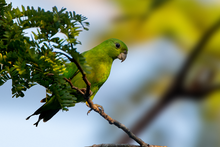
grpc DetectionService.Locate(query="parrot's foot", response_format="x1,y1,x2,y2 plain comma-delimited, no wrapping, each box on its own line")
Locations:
86,102,104,115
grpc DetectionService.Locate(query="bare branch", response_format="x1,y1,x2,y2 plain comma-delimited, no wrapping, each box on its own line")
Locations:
87,144,167,147
64,77,85,95
64,64,166,147
182,84,220,98
68,56,91,98
117,17,220,144
86,99,148,147
54,50,91,98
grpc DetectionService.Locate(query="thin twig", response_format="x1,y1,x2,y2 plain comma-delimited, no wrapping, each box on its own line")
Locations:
63,57,165,147
65,76,152,147
87,144,167,147
182,84,220,98
68,56,91,98
64,77,84,95
117,17,220,144
57,50,91,98
87,99,149,147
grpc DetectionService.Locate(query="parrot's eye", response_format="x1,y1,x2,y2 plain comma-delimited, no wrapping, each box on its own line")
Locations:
115,43,120,48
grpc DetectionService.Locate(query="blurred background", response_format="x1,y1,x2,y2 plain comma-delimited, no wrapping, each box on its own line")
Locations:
1,0,220,147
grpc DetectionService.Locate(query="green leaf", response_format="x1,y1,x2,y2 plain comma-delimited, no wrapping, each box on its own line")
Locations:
0,0,89,111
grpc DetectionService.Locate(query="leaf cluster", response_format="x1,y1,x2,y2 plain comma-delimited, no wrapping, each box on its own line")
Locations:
0,0,89,110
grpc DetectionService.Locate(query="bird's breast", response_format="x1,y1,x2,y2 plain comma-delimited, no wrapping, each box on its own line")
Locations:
88,62,112,87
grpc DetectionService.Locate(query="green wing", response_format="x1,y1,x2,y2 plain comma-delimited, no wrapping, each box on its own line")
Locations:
26,62,81,127
63,62,79,80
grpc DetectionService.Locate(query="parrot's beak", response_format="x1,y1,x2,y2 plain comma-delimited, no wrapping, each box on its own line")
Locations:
117,50,127,62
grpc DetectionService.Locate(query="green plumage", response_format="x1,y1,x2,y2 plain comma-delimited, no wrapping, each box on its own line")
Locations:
26,38,128,126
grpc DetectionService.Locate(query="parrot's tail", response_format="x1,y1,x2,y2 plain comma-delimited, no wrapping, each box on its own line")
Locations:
26,107,60,127
26,95,62,127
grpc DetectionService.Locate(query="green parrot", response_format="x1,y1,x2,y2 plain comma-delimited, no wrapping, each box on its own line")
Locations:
26,38,128,126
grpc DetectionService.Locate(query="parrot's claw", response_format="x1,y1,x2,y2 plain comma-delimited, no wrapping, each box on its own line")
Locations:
87,108,93,115
94,104,104,113
86,102,104,115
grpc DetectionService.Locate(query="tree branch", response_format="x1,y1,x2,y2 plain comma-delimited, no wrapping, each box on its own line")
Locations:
88,144,167,147
55,51,91,98
64,77,85,95
182,84,220,98
64,58,165,147
68,56,91,98
117,17,220,144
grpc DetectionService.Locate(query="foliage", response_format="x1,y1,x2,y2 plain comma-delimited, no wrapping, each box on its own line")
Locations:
0,0,89,110
104,0,220,52
101,1,220,145
104,0,220,113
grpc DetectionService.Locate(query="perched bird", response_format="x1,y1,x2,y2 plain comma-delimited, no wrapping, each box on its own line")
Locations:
26,38,128,126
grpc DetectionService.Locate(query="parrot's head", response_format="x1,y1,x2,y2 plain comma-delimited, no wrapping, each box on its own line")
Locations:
103,38,128,62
